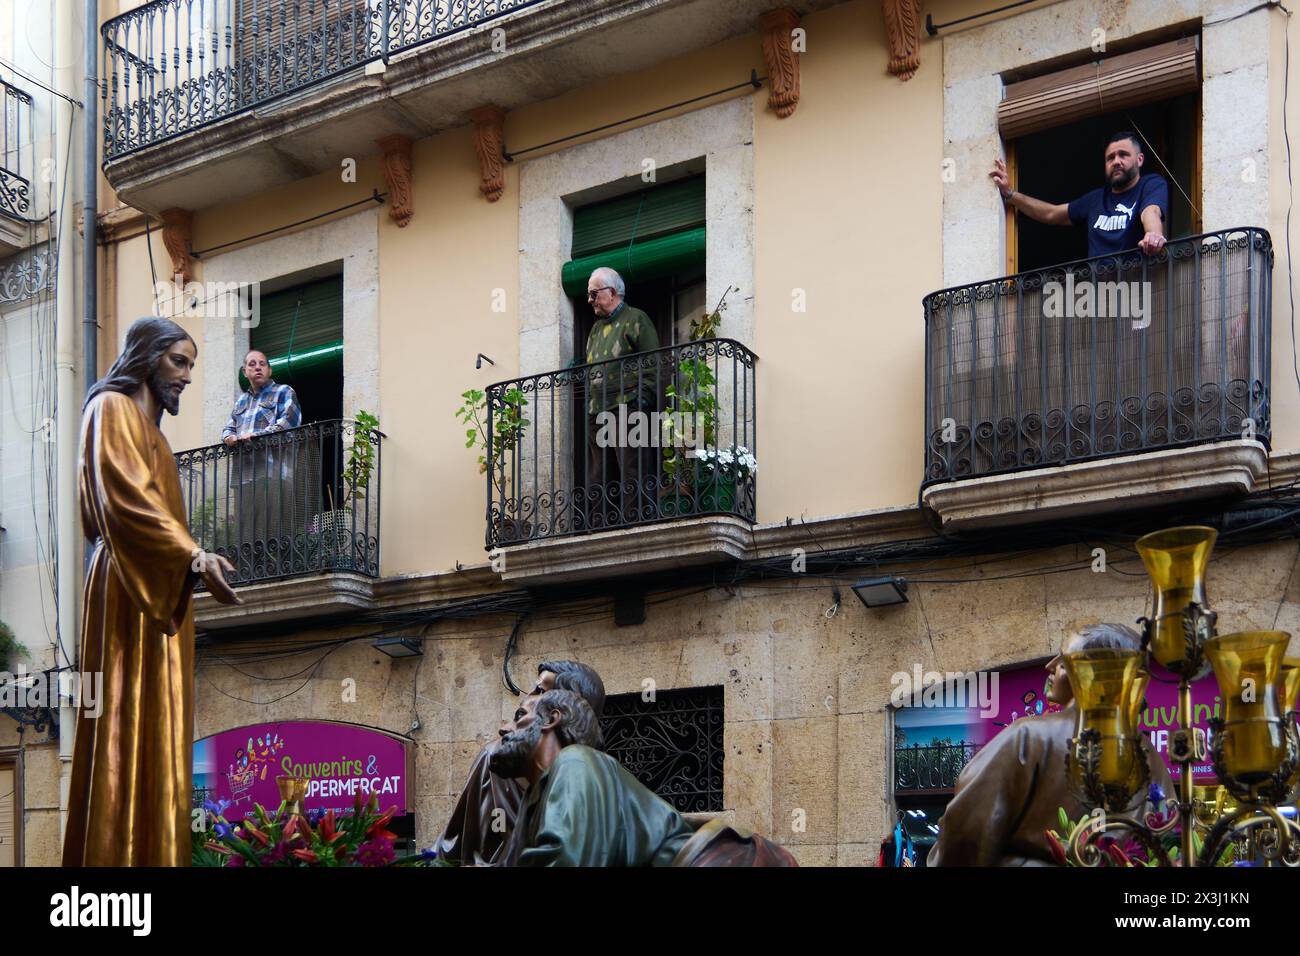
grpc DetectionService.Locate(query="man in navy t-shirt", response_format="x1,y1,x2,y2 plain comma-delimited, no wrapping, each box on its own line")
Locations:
990,131,1169,258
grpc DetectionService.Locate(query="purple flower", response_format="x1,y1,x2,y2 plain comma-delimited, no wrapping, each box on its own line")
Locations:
1148,783,1166,804
203,797,232,817
307,808,325,826
262,841,290,865
213,822,233,840
225,854,246,867
355,839,396,867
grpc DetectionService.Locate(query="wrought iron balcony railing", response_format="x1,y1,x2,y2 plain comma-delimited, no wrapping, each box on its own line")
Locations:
894,742,980,792
484,338,758,549
923,227,1272,485
101,0,550,160
175,418,381,587
1,80,33,222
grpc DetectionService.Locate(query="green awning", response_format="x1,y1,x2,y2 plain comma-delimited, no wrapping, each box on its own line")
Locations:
561,226,706,297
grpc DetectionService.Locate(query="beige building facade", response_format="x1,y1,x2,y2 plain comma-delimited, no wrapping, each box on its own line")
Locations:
5,0,1300,865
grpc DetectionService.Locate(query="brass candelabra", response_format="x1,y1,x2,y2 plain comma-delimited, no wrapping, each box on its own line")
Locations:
1063,526,1300,867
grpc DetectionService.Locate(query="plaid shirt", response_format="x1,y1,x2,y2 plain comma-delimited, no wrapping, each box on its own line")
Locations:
221,380,302,440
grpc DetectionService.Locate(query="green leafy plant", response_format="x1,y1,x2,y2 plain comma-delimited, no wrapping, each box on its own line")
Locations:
661,287,735,488
455,388,529,500
343,410,381,508
0,621,25,671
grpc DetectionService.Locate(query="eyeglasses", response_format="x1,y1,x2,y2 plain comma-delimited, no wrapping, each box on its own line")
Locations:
587,286,614,301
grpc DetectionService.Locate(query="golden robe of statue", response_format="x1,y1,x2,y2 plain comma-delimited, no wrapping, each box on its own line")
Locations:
62,390,200,866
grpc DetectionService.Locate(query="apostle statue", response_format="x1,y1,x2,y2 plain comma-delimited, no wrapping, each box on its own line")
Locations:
490,689,796,867
928,623,1173,866
63,318,242,866
433,660,606,865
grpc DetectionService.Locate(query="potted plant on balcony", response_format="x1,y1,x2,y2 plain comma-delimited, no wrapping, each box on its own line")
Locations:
310,411,380,570
660,286,734,515
455,386,531,543
693,445,757,513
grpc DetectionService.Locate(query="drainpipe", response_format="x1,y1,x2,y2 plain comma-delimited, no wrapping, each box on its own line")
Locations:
53,0,81,845
84,0,97,398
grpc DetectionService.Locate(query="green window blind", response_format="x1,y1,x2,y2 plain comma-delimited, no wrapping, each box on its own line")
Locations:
242,275,343,386
563,175,706,296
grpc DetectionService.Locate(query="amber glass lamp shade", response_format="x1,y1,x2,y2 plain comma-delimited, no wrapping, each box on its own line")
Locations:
1281,657,1300,714
1127,670,1151,732
1136,526,1216,673
1205,632,1289,783
1065,648,1143,785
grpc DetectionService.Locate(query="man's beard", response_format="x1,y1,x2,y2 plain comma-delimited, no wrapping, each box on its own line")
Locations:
148,365,181,416
489,720,542,779
1109,166,1137,189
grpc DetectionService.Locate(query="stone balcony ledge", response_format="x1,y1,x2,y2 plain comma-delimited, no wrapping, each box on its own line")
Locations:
921,439,1271,533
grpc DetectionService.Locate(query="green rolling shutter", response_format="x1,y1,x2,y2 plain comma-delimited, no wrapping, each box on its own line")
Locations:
562,227,706,297
563,175,705,295
241,275,343,387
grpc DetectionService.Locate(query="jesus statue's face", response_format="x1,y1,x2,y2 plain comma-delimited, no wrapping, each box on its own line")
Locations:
149,339,196,416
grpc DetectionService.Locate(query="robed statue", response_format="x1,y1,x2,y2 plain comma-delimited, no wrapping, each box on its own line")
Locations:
63,318,241,866
491,689,796,866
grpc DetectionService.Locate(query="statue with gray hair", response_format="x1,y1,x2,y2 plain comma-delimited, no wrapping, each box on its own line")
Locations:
929,623,1174,866
432,660,607,865
492,688,797,867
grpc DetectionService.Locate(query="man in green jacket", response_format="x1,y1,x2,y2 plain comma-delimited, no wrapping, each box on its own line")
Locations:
584,267,660,526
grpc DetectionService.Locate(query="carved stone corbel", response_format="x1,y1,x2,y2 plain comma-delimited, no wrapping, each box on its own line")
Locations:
376,134,414,227
468,105,507,202
759,7,801,118
159,207,193,283
882,0,922,81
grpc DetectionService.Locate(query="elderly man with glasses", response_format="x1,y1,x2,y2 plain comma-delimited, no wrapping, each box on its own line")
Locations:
582,267,659,527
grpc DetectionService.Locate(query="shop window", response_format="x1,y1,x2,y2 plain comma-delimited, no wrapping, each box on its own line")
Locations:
599,685,723,813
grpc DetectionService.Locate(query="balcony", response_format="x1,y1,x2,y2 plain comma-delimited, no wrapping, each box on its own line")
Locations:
98,0,842,213
175,418,382,589
1,79,34,253
921,228,1273,531
484,338,757,584
894,742,980,795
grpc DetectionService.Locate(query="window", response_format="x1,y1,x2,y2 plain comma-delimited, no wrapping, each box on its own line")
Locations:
248,273,344,425
1002,36,1201,272
565,173,707,352
599,685,723,813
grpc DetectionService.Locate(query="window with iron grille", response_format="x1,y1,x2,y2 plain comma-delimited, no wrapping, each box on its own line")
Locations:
599,685,723,813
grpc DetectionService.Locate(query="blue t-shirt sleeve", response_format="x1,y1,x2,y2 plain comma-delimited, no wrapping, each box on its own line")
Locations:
1067,189,1095,226
1141,175,1169,224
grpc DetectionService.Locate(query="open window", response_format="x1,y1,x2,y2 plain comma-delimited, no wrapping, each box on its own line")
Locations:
1001,36,1201,273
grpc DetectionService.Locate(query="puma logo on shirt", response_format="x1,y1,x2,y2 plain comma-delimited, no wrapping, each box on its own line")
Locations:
1092,201,1137,232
